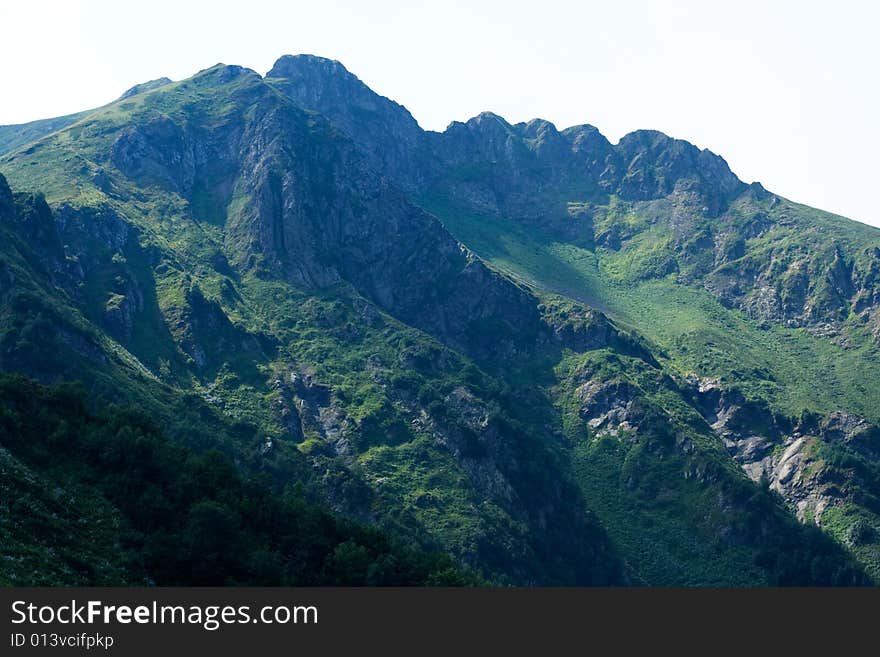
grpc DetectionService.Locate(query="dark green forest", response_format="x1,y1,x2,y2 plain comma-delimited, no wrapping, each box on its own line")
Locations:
0,374,475,585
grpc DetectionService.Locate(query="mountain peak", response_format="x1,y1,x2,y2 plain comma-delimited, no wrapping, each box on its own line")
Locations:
265,52,425,189
517,118,561,142
118,77,173,100
192,63,260,85
613,128,744,207
445,112,515,140
471,110,507,122
266,54,374,98
268,53,351,78
266,53,416,121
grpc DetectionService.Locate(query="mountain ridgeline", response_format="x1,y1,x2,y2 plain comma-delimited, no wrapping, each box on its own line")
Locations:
2,55,880,586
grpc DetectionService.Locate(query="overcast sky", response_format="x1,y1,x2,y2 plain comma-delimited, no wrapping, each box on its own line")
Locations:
1,0,877,226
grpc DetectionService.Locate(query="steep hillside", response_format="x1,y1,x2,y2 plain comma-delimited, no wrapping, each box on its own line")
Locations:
262,54,880,580
0,67,627,585
1,55,878,584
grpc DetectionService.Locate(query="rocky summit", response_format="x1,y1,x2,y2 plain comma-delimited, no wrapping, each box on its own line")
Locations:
1,54,879,586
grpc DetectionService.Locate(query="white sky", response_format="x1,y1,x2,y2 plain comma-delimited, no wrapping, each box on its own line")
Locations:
1,0,878,226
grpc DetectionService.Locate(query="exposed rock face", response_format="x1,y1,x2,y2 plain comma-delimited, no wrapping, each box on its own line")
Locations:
111,116,198,195
575,378,642,438
266,55,880,341
434,117,744,230
705,229,880,333
267,54,746,238
266,55,429,192
102,290,140,341
107,67,551,364
53,203,144,341
688,375,880,525
762,435,835,523
435,386,518,505
274,368,348,451
239,138,542,361
613,130,744,213
0,185,70,285
164,285,265,373
109,66,265,224
820,411,880,461
543,301,659,365
9,194,66,266
0,178,112,376
417,381,623,583
0,174,13,213
55,203,131,254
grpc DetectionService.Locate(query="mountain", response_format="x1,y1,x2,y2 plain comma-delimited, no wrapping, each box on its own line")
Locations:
0,78,173,158
1,54,878,585
0,111,92,158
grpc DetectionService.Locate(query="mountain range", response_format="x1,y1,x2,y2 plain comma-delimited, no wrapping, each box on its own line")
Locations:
2,54,879,586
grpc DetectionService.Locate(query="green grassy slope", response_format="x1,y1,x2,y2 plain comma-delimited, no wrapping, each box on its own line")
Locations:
0,111,92,158
420,193,880,581
421,195,880,423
